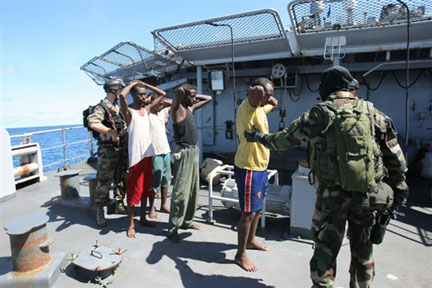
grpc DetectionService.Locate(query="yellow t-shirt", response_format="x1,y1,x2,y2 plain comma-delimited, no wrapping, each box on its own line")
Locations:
234,99,273,171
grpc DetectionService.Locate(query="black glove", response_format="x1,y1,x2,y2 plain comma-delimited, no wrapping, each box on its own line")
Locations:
244,128,264,143
391,187,408,212
391,195,404,215
390,188,407,220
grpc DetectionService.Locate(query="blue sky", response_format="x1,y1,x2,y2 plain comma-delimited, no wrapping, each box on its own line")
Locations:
1,0,293,128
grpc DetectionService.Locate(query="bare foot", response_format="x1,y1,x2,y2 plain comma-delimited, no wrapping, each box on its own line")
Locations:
149,209,158,219
139,219,157,227
234,253,258,272
127,227,136,238
154,193,161,199
160,206,170,214
190,223,201,230
246,239,269,251
169,231,181,243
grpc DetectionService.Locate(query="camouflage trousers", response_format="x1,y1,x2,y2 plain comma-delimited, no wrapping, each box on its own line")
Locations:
310,186,374,288
95,146,128,206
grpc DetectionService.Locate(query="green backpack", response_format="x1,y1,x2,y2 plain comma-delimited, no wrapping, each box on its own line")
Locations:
308,97,384,193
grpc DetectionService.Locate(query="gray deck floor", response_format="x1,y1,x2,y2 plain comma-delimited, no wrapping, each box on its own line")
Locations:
1,161,431,288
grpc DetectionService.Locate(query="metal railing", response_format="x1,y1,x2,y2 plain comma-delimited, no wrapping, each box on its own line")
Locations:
289,0,431,35
207,165,279,230
152,9,287,52
10,126,94,171
80,41,188,85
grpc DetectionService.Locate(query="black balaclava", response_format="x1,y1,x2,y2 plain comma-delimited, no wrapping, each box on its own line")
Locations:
318,66,354,100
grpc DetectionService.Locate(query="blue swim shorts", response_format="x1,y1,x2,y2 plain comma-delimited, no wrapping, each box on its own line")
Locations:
234,165,269,213
152,153,171,194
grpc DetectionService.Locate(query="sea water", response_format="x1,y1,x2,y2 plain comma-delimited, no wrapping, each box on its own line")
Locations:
6,125,96,172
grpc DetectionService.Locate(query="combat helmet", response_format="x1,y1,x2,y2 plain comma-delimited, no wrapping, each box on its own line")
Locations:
103,78,126,93
318,66,353,101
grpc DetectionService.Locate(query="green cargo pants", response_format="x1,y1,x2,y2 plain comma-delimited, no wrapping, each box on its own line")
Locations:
168,144,200,236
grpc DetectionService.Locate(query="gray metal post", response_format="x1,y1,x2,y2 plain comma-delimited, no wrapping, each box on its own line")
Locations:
62,129,67,169
333,56,340,67
197,65,203,164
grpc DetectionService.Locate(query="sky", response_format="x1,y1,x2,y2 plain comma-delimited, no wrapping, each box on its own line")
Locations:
1,0,294,128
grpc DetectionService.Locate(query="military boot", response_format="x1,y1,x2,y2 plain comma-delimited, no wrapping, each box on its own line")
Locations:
115,200,127,214
96,206,107,227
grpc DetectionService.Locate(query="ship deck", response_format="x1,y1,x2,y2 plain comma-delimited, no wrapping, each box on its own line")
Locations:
1,161,431,288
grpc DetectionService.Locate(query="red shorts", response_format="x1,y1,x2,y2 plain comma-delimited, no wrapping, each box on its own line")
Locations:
126,157,153,206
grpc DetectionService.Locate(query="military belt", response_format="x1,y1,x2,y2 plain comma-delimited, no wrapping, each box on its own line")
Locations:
98,141,121,149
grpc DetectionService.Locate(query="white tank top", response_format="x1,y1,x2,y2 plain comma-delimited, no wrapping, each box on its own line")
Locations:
149,108,171,155
127,109,154,168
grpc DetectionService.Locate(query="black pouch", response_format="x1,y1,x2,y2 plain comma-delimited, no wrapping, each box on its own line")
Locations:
371,209,392,244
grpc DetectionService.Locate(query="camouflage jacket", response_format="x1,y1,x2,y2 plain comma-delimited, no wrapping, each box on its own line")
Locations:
87,98,127,144
259,92,408,200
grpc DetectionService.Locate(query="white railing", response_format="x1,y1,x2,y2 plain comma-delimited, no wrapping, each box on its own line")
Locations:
208,165,279,230
10,126,94,171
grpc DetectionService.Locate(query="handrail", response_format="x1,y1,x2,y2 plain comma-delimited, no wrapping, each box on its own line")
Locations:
10,126,84,138
10,126,94,171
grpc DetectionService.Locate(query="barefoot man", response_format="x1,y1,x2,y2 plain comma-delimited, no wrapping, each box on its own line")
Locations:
148,94,173,218
168,83,211,243
119,80,165,238
233,78,278,271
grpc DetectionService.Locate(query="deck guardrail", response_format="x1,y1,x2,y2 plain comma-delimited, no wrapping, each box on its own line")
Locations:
10,126,94,171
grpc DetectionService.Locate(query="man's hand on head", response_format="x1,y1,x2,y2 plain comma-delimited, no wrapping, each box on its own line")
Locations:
247,85,266,107
249,85,265,97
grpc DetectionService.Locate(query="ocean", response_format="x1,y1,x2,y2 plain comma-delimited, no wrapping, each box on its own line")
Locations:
6,125,97,172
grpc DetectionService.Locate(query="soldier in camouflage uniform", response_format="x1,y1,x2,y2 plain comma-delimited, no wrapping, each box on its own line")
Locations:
245,66,408,288
87,78,129,227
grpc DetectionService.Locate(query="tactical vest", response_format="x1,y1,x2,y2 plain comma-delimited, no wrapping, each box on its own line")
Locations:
97,102,126,147
308,96,384,193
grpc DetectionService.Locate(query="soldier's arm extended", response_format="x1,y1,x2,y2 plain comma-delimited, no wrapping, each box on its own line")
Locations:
245,106,329,151
375,111,409,203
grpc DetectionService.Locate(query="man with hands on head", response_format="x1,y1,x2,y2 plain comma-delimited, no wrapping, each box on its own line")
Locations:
119,80,166,238
148,93,173,218
168,83,212,243
233,78,278,272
